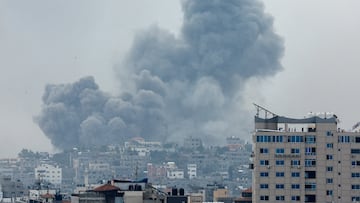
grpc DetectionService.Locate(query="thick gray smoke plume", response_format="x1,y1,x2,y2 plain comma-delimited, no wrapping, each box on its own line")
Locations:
36,0,283,150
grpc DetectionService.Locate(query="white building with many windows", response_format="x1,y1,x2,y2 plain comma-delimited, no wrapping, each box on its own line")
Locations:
35,164,62,186
252,108,360,203
187,164,197,179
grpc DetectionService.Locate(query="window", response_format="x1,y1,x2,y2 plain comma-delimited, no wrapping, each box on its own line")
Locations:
352,173,360,177
273,135,283,142
291,148,300,154
292,172,300,177
326,131,333,136
338,136,350,143
276,148,284,154
326,178,333,183
326,155,333,160
275,196,285,201
326,190,333,196
288,135,304,142
305,195,316,202
352,161,360,166
291,184,300,189
353,197,360,202
305,159,316,167
326,143,333,148
356,137,360,143
305,171,316,179
276,172,285,177
257,135,284,143
260,172,269,177
351,149,360,154
257,136,271,142
260,160,269,165
305,136,316,143
276,184,284,189
291,160,300,166
260,148,269,153
260,184,268,189
291,196,300,201
305,183,316,190
260,196,269,201
327,166,333,171
305,147,316,155
276,160,285,165
352,184,360,189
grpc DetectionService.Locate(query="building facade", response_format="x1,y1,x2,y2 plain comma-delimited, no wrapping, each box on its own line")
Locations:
34,164,62,186
252,111,360,203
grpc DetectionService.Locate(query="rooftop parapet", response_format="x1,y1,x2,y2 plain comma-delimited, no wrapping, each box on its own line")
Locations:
255,115,337,124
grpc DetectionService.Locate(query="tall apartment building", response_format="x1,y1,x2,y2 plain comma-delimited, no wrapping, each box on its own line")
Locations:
35,164,62,186
252,108,360,203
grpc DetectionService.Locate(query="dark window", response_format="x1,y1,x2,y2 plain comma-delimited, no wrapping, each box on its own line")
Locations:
356,137,360,143
352,173,360,177
305,183,316,190
289,136,304,142
260,148,268,153
260,160,269,165
260,184,268,189
305,171,316,179
291,184,300,189
292,196,300,201
276,184,284,189
351,149,360,154
276,172,285,177
305,195,316,202
276,196,285,201
260,196,269,201
305,136,316,143
352,185,360,189
260,172,269,177
292,172,300,177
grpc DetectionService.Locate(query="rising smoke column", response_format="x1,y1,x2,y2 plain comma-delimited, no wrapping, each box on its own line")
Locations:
36,0,284,150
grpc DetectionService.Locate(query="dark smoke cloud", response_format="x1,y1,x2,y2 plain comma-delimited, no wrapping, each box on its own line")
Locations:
36,0,283,150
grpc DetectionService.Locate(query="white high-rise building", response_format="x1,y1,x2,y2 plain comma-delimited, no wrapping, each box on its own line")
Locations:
35,164,62,186
252,107,360,203
187,164,197,179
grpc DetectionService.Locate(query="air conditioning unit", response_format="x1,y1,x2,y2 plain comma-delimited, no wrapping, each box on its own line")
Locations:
297,165,301,169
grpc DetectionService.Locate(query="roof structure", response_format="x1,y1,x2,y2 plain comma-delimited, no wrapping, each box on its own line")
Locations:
94,184,120,192
255,115,337,124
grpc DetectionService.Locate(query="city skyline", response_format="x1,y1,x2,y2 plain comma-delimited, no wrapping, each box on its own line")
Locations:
1,1,360,157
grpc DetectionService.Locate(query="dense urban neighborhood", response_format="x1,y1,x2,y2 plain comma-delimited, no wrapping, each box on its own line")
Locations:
0,136,252,202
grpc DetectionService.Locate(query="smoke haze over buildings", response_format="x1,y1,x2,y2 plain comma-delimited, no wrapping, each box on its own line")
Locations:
35,0,284,150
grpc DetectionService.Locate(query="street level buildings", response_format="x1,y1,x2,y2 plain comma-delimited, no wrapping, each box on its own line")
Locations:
252,110,360,203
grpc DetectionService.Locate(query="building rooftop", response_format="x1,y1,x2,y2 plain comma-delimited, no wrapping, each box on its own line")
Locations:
255,115,337,124
93,184,120,192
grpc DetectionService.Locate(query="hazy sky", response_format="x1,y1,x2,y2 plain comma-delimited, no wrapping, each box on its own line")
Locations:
0,0,360,158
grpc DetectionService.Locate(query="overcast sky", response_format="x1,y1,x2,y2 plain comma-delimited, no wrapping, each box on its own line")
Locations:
0,0,360,158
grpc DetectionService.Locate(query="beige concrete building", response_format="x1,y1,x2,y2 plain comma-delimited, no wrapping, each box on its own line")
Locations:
213,188,229,202
252,109,360,203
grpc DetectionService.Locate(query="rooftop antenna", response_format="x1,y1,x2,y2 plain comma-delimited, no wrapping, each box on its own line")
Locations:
253,103,278,119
